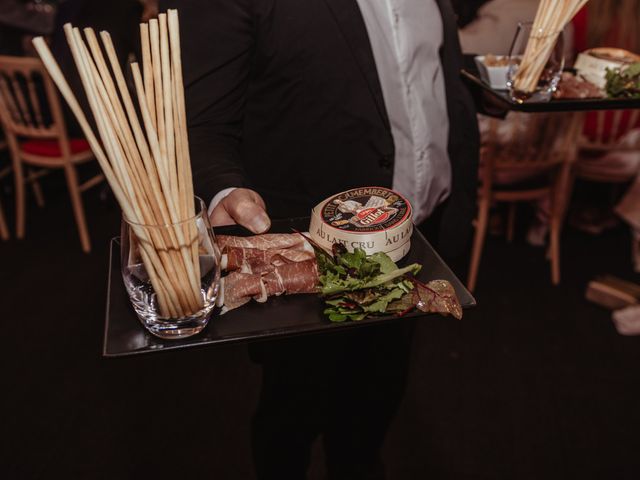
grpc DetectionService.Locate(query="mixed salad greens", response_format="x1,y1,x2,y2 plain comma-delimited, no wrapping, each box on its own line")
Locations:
605,62,640,99
315,242,462,322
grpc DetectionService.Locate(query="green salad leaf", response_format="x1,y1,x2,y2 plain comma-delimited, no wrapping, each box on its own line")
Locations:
318,244,419,321
605,62,640,99
303,234,463,323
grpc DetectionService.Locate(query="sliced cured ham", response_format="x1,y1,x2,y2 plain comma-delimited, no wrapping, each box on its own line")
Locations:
217,233,307,251
270,259,319,294
216,233,319,313
221,271,264,311
224,246,314,272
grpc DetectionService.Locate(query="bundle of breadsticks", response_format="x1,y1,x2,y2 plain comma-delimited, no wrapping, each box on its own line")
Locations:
32,10,202,318
513,0,589,93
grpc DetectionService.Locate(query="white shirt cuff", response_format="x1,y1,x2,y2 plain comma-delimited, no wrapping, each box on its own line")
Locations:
208,187,237,216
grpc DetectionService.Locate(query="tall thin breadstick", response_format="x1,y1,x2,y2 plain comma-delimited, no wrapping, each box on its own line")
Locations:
168,9,199,275
148,19,168,187
80,28,197,312
33,11,206,318
59,27,183,315
159,14,177,206
140,23,156,130
514,0,589,94
131,62,202,308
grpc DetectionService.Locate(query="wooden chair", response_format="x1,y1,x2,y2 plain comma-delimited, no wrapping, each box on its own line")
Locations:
0,55,104,252
573,109,640,265
575,109,640,183
467,112,582,292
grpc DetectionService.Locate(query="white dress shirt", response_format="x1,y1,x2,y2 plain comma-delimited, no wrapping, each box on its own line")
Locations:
356,0,451,223
211,0,451,223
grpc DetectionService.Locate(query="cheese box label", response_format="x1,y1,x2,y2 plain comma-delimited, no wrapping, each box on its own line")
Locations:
309,187,413,262
319,187,411,233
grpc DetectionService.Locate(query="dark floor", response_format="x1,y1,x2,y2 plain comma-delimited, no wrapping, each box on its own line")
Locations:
2,171,640,480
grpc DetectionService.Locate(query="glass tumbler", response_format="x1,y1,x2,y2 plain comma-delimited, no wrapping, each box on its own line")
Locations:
507,21,565,103
121,197,220,339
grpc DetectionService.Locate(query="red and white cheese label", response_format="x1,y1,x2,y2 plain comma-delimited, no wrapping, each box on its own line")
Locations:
309,187,413,261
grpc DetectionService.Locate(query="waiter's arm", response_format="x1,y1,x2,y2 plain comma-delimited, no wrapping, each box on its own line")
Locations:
161,0,270,232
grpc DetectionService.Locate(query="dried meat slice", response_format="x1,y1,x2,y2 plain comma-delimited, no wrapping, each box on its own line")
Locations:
221,271,264,311
224,246,314,272
217,233,319,313
220,258,319,313
273,259,319,294
217,233,307,251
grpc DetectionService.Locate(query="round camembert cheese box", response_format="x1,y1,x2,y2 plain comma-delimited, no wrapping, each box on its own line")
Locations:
309,187,413,262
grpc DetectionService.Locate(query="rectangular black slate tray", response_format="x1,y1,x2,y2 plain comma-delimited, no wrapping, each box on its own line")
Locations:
462,69,640,113
103,217,476,357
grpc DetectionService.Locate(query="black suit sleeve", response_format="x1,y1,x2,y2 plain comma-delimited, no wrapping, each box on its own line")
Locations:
160,0,254,201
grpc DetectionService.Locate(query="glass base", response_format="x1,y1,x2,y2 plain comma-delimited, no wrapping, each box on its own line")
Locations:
136,309,213,339
126,280,218,340
509,87,554,104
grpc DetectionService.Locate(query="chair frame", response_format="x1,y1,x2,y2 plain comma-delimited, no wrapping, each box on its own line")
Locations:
573,109,640,268
0,55,104,252
575,109,640,183
467,112,583,292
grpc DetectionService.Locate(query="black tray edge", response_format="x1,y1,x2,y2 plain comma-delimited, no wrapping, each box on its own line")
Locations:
461,69,640,113
103,237,117,357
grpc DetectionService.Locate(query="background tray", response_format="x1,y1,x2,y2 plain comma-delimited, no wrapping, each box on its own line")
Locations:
103,217,476,357
462,69,640,113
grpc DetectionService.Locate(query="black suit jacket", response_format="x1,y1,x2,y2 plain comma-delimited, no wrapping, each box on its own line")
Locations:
161,0,479,258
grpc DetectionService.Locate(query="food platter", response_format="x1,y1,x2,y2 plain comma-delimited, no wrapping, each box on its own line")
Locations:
462,69,640,112
103,217,476,357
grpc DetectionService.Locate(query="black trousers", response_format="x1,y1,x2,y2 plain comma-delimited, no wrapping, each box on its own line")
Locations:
249,320,416,480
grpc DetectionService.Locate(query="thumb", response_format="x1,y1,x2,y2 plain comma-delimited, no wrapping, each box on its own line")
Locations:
221,190,271,234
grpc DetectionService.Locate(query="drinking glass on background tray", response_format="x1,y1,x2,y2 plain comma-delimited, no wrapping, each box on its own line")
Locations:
120,197,220,340
507,21,565,103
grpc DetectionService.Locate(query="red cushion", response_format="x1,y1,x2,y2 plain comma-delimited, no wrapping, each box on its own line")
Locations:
584,110,640,143
21,138,91,157
571,7,589,55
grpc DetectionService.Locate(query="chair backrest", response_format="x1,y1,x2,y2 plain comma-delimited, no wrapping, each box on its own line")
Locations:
582,109,640,150
482,112,580,169
0,55,70,152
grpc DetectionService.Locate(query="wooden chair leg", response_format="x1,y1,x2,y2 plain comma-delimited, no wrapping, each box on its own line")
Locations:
29,169,45,207
13,158,26,239
547,161,574,285
0,200,9,240
549,186,562,284
467,197,491,292
64,165,91,253
506,203,517,243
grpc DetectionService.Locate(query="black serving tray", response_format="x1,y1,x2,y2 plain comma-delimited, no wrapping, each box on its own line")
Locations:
462,69,640,113
103,217,476,357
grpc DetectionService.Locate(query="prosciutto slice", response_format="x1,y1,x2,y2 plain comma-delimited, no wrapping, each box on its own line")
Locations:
217,233,307,251
216,233,319,313
224,246,315,272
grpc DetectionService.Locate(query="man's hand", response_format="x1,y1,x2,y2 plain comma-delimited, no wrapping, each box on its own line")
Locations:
209,188,271,234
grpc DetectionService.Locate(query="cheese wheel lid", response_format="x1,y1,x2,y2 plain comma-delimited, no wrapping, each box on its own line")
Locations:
309,187,413,262
317,187,411,234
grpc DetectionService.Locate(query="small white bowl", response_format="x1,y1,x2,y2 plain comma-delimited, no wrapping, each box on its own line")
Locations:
475,55,510,90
